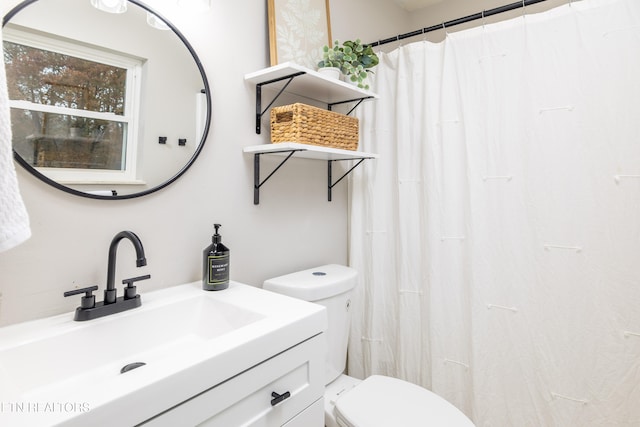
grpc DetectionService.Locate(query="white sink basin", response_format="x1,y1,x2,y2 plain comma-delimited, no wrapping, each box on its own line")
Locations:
0,292,264,396
0,281,326,426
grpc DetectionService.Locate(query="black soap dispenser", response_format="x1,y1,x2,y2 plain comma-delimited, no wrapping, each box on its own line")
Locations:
202,224,230,291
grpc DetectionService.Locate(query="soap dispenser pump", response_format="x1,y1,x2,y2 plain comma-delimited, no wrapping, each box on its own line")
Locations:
202,223,230,291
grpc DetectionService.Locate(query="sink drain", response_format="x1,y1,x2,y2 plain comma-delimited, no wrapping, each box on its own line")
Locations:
120,362,146,374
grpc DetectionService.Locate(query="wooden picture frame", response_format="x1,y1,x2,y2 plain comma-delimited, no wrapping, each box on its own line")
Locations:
267,0,332,70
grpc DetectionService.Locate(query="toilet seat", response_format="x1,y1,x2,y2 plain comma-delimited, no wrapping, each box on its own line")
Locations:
334,375,474,427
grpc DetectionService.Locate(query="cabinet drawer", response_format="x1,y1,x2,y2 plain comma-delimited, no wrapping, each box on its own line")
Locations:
142,334,325,427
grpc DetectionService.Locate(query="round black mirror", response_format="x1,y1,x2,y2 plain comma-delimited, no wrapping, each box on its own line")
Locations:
3,0,211,199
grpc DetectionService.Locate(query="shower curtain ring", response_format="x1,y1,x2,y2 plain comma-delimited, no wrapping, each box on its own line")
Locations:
481,10,486,28
522,0,526,16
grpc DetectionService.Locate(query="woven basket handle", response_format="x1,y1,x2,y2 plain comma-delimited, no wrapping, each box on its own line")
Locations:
275,111,294,123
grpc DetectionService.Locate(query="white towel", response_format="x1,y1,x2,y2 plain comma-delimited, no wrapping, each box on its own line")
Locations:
0,30,30,252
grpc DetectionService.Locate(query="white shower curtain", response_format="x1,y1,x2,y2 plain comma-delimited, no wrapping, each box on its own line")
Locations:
348,0,640,425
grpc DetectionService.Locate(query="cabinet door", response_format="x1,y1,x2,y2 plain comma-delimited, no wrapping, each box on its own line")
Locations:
142,334,324,427
282,398,324,427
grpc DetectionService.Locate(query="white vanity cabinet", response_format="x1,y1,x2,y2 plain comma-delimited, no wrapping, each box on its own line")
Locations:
141,333,325,427
0,282,326,427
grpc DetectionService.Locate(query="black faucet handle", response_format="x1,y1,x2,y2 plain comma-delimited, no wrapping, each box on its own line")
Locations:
64,285,99,309
122,274,151,286
122,274,151,299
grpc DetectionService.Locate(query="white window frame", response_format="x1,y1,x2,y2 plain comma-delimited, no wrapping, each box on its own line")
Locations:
4,25,144,185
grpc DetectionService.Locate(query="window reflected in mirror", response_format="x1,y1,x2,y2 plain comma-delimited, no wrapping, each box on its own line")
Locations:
3,28,142,184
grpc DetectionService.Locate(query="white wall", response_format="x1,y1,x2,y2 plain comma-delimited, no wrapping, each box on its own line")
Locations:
0,0,407,326
329,0,408,44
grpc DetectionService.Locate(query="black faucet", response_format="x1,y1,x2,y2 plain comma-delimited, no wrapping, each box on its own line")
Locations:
64,231,150,321
105,231,147,304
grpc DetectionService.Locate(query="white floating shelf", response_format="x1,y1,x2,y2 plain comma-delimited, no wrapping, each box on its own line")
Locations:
243,142,379,160
244,62,379,105
244,143,378,204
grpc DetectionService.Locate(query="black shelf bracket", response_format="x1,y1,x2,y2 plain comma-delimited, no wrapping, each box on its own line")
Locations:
328,96,374,115
255,71,306,134
328,157,371,201
253,149,305,204
251,149,375,204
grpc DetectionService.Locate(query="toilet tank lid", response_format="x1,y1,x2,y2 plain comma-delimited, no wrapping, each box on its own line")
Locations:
262,264,357,301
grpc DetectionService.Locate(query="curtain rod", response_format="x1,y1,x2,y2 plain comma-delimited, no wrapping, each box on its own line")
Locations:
367,0,550,47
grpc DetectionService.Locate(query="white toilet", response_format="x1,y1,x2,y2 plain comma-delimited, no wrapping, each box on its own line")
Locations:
263,264,475,427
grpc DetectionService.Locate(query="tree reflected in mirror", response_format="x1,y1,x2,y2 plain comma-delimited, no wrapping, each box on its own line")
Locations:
5,39,133,174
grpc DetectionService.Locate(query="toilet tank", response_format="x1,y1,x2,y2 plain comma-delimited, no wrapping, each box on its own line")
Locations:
263,264,357,385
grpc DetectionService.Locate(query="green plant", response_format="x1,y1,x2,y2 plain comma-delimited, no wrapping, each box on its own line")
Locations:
318,39,379,90
342,39,379,89
318,40,351,70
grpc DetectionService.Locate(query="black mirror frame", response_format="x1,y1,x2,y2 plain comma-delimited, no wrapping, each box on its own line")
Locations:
2,0,212,200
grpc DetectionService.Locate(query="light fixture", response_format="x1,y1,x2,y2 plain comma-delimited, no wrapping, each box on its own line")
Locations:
176,0,212,12
90,0,127,14
146,12,170,31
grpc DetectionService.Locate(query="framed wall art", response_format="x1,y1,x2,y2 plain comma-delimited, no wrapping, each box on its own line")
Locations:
267,0,332,69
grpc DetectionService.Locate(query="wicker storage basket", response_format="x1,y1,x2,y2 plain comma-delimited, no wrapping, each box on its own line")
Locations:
270,103,359,151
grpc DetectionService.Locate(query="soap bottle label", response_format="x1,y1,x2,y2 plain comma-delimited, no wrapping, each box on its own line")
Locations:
207,254,229,286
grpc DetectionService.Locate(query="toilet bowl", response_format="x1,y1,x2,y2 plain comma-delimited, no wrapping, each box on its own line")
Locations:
263,264,474,427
